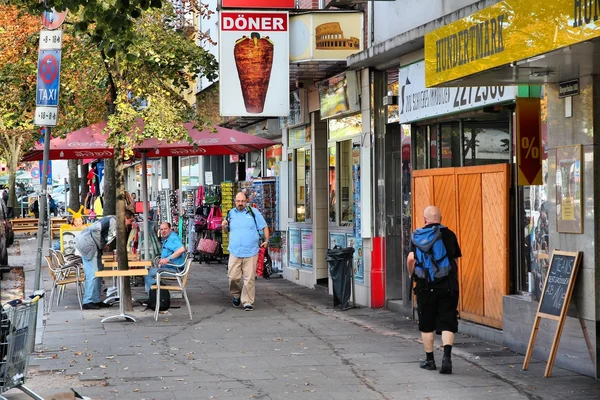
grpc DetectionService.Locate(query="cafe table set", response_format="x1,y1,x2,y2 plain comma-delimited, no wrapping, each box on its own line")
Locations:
96,253,152,323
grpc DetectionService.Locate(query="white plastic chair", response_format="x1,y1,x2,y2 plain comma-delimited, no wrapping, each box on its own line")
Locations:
151,254,193,321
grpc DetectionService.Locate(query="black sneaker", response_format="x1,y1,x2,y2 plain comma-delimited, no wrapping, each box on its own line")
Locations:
232,297,241,307
439,357,452,374
244,304,254,311
419,359,437,371
95,302,112,308
82,303,100,310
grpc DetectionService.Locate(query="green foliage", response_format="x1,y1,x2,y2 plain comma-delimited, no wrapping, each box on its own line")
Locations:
7,0,218,154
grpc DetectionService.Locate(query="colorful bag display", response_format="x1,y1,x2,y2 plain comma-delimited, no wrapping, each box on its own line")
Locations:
207,206,223,231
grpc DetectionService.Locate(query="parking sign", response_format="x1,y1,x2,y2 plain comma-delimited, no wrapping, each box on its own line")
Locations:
36,49,61,107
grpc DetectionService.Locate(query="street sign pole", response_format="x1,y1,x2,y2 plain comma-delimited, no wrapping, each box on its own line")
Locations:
31,6,67,352
33,126,51,293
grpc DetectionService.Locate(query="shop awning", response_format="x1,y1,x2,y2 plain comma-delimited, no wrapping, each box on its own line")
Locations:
20,120,278,162
423,0,600,87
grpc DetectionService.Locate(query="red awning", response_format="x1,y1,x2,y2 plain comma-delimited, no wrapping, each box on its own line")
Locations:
21,120,277,161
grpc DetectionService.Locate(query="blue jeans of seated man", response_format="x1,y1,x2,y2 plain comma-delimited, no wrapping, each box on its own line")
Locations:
82,252,103,304
144,265,182,293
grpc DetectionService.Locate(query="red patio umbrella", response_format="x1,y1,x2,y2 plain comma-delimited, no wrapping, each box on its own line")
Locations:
21,121,114,161
21,120,277,161
140,122,277,157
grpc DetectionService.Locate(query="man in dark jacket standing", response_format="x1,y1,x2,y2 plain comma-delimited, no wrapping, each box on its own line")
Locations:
407,206,461,374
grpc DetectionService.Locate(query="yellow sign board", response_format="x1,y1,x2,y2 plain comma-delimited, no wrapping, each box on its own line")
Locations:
425,0,600,87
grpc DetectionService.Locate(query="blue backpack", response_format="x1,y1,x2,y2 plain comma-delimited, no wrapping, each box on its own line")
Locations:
411,225,451,283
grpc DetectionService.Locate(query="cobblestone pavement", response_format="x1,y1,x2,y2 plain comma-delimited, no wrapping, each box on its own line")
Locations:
2,236,599,399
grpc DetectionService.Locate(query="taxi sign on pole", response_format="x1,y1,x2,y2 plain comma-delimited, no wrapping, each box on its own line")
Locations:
36,49,61,107
39,30,62,50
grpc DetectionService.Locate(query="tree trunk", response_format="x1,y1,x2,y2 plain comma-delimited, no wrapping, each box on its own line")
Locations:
80,163,89,206
68,160,80,211
103,159,116,216
115,150,133,311
7,168,17,218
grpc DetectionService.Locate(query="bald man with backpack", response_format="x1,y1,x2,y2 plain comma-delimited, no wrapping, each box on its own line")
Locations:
407,206,461,375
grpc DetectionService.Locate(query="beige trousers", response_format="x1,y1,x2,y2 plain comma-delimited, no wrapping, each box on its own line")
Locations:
228,254,258,306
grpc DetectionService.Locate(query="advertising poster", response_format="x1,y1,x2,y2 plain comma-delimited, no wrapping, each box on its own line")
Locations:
59,225,88,256
219,11,290,117
346,235,364,283
329,232,346,249
352,144,361,237
289,228,301,267
289,12,363,62
301,229,313,268
556,145,582,233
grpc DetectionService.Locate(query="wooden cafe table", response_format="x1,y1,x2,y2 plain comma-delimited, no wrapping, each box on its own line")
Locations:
101,253,141,298
96,258,152,323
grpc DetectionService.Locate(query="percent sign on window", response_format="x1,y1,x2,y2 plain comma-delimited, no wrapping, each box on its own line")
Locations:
521,136,539,159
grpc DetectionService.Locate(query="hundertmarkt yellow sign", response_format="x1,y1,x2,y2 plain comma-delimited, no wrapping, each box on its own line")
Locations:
425,0,600,87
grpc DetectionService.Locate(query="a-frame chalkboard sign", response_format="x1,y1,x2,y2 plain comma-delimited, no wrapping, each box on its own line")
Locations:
523,250,582,377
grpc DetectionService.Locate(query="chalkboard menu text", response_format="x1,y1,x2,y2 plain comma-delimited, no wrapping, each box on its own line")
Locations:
538,252,577,317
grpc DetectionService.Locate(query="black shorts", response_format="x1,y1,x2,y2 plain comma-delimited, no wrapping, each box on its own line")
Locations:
416,288,459,334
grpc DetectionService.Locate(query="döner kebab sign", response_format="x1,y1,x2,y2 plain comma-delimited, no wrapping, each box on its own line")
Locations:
219,11,290,117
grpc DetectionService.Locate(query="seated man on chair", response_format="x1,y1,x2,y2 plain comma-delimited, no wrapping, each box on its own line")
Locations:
144,222,186,293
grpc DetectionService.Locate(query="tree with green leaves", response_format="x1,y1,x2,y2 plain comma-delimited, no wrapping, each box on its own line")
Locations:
10,0,218,309
0,3,108,213
0,6,40,214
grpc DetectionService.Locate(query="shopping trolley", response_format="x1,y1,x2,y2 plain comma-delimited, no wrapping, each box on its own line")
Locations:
0,290,45,400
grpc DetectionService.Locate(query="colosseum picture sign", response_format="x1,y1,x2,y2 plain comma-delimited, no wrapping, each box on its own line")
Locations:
219,10,290,117
289,12,363,62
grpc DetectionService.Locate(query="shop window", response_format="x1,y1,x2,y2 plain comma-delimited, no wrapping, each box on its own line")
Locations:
304,149,312,221
288,152,295,221
415,125,428,170
430,125,438,168
463,122,510,166
519,92,549,298
339,140,354,226
189,156,200,186
296,148,306,222
329,146,337,224
248,152,262,178
290,147,311,223
441,123,460,168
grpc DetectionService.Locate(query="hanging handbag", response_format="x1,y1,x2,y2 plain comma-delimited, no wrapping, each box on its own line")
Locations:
197,233,219,254
207,206,223,231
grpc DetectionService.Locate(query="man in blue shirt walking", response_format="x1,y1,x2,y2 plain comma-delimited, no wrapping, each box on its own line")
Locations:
144,222,187,293
222,192,269,311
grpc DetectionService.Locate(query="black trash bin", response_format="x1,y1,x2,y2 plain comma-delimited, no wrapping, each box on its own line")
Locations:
326,247,354,310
